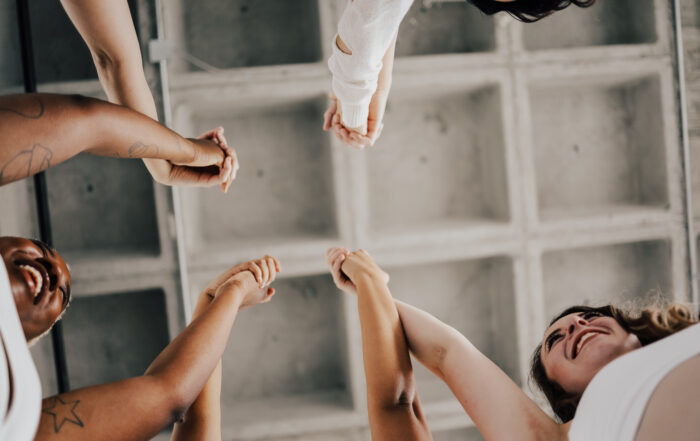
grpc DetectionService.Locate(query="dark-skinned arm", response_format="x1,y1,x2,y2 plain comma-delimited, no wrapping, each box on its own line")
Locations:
33,257,279,441
0,93,223,186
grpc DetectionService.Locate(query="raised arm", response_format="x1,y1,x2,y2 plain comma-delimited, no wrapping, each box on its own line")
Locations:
324,0,411,147
0,93,223,186
34,256,279,441
327,248,432,441
170,256,281,441
394,300,565,441
60,0,236,191
327,248,564,441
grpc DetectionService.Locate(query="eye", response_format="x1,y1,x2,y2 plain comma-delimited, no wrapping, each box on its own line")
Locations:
547,333,562,350
582,311,602,320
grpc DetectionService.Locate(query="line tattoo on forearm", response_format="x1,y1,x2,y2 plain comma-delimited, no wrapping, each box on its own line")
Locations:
42,396,84,433
128,141,160,158
0,95,45,119
0,143,53,185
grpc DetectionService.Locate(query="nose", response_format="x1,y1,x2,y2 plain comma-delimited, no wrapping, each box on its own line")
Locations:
567,315,588,335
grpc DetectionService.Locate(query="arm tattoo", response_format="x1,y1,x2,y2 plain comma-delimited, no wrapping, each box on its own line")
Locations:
128,141,160,158
42,396,84,434
0,95,44,119
0,143,53,185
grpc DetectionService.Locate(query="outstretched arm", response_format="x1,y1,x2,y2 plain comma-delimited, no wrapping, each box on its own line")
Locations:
34,256,279,441
60,0,236,191
394,301,565,441
326,248,565,441
327,248,432,441
0,93,223,186
170,256,280,441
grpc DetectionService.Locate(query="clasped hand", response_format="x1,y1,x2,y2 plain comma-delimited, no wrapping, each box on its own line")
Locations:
323,93,387,150
199,255,281,311
325,247,389,294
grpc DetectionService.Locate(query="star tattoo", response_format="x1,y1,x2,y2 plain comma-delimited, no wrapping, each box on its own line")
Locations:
42,396,84,433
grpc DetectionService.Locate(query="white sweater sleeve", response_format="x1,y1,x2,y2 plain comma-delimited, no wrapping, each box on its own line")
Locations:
328,0,414,131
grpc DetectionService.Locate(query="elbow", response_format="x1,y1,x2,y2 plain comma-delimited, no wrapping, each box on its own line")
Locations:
147,375,195,426
380,375,418,411
93,48,142,82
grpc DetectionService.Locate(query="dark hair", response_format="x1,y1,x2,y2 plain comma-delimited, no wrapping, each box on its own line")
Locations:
467,0,596,22
530,303,697,422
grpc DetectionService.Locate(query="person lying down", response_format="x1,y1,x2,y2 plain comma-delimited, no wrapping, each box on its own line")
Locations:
325,247,700,441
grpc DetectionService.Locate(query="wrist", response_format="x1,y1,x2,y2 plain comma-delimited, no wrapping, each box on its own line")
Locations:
354,272,388,290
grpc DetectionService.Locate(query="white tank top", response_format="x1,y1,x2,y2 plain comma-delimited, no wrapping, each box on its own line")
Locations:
0,260,41,441
569,322,700,441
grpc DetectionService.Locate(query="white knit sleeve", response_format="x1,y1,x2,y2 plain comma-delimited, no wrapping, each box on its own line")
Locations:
327,0,414,132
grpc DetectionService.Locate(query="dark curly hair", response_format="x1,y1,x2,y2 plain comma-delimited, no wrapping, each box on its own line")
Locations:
530,303,697,422
467,0,596,22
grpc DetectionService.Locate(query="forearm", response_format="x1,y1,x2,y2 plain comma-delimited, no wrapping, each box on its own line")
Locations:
393,300,464,377
171,361,222,441
329,0,411,128
376,33,396,96
144,287,242,411
355,275,415,409
0,93,220,185
170,291,224,441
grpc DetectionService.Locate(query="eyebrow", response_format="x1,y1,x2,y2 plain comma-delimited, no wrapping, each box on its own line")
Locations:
30,239,55,257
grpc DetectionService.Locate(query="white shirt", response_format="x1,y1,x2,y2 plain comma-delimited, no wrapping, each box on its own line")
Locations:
327,0,414,132
569,322,700,441
0,260,41,441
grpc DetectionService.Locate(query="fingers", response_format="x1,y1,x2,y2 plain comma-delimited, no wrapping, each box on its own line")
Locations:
323,102,337,131
247,261,264,286
263,287,276,302
250,254,280,288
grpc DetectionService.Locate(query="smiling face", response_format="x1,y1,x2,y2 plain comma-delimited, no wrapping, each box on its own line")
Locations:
0,236,71,341
540,311,641,395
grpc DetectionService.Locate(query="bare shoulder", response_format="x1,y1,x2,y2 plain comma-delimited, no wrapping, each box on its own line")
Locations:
634,355,700,441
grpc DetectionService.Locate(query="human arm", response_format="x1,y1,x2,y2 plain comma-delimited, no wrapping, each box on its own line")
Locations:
326,247,432,441
34,256,280,441
326,248,564,441
170,256,280,441
0,93,224,186
59,0,236,191
325,0,411,142
393,301,566,441
324,32,395,149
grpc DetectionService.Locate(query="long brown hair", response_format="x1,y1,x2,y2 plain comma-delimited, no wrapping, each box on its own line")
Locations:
531,302,697,422
467,0,595,22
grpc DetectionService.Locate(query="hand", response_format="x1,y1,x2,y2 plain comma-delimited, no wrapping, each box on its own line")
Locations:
164,127,238,193
327,247,389,289
196,126,239,193
212,255,281,310
323,91,387,150
325,247,356,294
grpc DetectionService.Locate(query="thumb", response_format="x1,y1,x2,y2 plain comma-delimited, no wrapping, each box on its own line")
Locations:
174,139,225,167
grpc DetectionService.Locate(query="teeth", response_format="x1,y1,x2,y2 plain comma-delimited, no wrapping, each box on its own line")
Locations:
20,264,43,298
576,332,597,356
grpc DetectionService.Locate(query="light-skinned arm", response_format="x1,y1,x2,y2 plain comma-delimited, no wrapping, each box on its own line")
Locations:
324,33,396,149
326,247,567,441
34,256,280,441
60,0,236,192
327,247,432,441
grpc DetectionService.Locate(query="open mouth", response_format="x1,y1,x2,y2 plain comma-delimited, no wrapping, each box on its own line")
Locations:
573,331,600,358
18,262,49,304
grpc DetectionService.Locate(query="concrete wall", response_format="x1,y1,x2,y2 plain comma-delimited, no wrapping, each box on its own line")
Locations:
0,0,694,440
